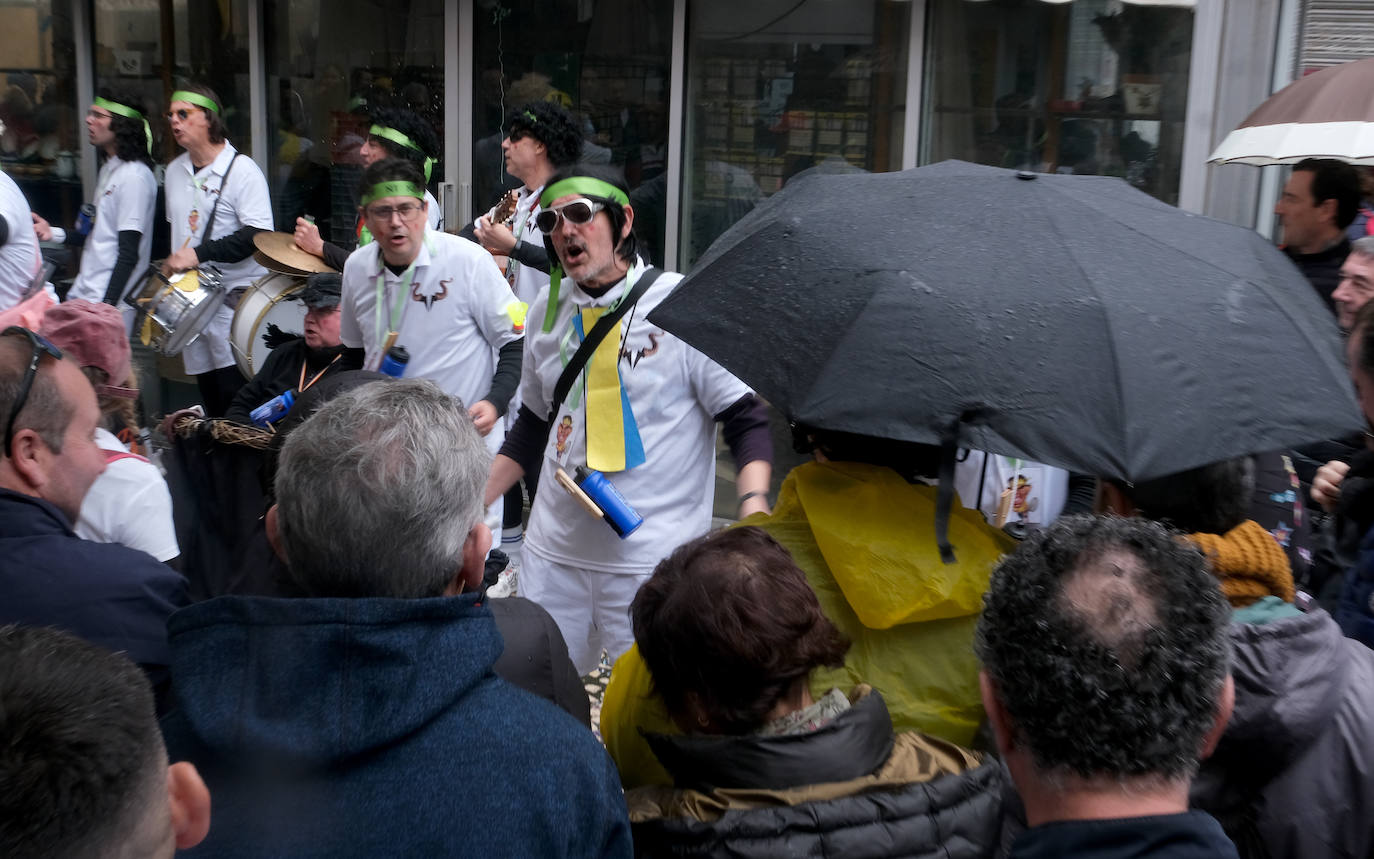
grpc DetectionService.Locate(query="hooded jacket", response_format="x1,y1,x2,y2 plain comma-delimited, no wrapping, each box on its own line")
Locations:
1189,609,1374,858
161,594,631,858
627,688,1004,859
602,461,1013,788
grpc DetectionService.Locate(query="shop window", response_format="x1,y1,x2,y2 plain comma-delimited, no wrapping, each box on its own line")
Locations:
924,0,1194,205
94,0,254,163
263,0,444,237
4,0,80,225
681,0,910,268
471,0,673,266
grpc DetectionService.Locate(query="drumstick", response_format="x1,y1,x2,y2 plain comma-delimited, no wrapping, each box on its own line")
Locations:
380,331,399,355
555,468,605,520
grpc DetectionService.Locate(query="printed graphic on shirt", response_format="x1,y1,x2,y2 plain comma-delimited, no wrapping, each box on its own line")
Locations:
556,415,574,457
620,328,662,370
412,277,450,310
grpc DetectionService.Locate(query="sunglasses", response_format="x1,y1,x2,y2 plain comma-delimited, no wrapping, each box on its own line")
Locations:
365,202,426,222
535,198,605,234
165,108,197,122
2,326,63,458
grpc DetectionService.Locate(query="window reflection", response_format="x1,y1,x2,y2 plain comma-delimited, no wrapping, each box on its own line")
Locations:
471,0,673,266
682,0,909,268
924,0,1194,205
4,0,80,225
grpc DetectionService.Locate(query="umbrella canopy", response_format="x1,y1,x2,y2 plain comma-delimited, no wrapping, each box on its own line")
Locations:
649,160,1361,486
1209,56,1374,165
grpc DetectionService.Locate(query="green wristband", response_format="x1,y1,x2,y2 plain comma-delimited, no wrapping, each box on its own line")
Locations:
170,90,220,114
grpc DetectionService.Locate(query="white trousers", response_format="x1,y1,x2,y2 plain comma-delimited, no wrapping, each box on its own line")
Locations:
519,552,651,676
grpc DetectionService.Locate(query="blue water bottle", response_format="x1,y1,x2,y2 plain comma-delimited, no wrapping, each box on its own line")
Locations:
575,466,644,538
378,345,410,378
250,390,295,427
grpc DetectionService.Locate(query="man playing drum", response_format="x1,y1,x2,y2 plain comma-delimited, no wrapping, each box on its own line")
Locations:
223,273,359,426
161,82,273,416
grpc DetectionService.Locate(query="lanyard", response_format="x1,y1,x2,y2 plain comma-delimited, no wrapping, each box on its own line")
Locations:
505,187,539,287
556,264,640,405
373,261,420,349
298,352,341,393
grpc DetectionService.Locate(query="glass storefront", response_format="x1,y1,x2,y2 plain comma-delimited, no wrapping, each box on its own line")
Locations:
924,0,1195,205
680,0,910,267
94,0,255,162
470,0,673,265
263,0,444,236
4,0,80,226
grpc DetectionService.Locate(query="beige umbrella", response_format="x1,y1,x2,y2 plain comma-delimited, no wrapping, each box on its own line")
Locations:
1210,56,1374,166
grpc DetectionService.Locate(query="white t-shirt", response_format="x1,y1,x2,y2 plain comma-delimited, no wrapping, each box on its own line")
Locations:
76,427,180,562
521,260,751,574
67,157,157,304
506,184,549,307
0,171,42,310
341,227,526,523
165,141,273,375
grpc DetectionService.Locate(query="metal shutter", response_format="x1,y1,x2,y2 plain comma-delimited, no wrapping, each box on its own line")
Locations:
1301,0,1374,70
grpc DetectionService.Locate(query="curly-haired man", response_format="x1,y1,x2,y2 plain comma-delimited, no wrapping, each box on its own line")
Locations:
976,515,1239,858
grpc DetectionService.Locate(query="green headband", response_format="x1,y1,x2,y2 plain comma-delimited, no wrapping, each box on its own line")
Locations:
540,177,629,208
538,177,632,333
94,97,151,154
170,90,220,114
369,124,435,182
523,110,539,124
360,181,425,207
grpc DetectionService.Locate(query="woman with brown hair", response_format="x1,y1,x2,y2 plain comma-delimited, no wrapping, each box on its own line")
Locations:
625,526,1002,858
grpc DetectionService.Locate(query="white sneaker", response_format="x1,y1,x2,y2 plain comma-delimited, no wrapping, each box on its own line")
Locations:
487,567,518,599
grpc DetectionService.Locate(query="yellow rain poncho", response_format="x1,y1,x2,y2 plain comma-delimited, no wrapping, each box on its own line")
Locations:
601,460,1014,788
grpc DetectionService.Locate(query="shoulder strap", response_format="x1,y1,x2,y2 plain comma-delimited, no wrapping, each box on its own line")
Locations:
547,267,664,424
103,449,149,465
197,152,240,248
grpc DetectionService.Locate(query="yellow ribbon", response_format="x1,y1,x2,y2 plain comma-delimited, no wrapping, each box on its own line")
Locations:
581,306,626,471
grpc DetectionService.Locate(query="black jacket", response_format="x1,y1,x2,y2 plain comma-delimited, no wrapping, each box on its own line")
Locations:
1009,813,1237,859
1190,610,1374,858
224,338,357,426
627,689,1004,858
1285,236,1349,312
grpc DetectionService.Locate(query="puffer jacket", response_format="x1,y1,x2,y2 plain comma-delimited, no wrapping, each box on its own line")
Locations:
627,688,1004,858
1190,609,1374,858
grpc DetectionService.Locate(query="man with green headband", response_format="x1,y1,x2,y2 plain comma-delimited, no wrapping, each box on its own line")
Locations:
162,82,273,416
32,87,156,309
340,157,525,539
293,106,441,270
483,163,773,676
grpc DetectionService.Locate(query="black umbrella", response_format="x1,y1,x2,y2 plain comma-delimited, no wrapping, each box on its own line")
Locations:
650,160,1361,552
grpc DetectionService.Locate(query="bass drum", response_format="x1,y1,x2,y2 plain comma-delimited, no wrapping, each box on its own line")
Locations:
230,272,307,379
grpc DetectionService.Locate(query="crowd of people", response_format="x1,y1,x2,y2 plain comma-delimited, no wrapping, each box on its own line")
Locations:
1,81,1373,859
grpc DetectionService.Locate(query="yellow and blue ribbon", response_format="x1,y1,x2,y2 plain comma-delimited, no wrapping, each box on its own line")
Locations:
574,308,644,472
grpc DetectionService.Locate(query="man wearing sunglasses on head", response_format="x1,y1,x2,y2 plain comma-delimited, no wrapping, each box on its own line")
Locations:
339,158,525,537
0,326,186,710
161,82,273,416
293,106,442,272
483,164,774,677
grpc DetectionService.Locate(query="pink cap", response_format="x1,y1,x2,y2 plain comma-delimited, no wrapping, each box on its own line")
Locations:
39,300,137,399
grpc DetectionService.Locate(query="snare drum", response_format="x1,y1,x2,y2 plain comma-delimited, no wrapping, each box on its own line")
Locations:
230,272,307,378
123,264,225,356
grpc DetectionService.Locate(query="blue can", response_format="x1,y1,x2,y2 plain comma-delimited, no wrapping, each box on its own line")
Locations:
378,345,410,378
250,389,295,427
575,465,644,538
74,203,97,237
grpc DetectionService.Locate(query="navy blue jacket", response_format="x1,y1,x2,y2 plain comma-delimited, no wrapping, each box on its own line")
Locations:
161,594,631,858
1010,812,1238,858
1338,524,1374,648
0,487,186,693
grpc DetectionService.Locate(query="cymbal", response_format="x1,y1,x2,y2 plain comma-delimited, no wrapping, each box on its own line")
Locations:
253,250,312,276
253,231,337,274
